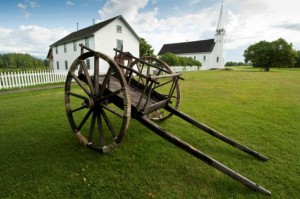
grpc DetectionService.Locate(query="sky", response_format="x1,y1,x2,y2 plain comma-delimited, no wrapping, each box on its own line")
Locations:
0,0,300,62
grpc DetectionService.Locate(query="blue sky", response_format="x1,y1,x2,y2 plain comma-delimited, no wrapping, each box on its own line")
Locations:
1,0,300,62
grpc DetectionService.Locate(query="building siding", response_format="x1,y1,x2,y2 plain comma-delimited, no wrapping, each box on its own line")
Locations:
51,17,139,73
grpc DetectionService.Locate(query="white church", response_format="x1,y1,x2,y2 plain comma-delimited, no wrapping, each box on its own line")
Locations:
158,4,225,70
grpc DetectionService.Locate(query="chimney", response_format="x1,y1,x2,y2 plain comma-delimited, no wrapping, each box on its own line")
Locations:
93,18,95,25
77,22,79,31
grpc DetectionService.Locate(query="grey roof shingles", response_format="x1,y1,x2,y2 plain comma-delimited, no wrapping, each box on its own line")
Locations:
158,39,215,55
50,15,139,47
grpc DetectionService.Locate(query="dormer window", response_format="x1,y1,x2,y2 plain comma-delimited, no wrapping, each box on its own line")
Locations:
117,25,122,33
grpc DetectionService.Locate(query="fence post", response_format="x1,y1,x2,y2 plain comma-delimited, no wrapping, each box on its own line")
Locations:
16,71,20,88
12,71,16,88
8,72,12,89
25,71,29,87
3,72,7,89
37,71,41,85
51,70,55,83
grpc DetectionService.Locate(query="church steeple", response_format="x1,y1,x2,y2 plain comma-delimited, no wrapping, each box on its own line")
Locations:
216,2,225,35
211,1,225,70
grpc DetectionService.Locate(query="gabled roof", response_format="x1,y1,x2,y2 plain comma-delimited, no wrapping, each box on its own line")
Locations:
158,39,215,55
50,15,140,47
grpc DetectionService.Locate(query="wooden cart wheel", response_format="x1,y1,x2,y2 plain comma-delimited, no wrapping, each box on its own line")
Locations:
129,56,181,121
65,50,131,153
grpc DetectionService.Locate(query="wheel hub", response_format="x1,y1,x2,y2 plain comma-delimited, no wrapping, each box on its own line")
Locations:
82,98,94,108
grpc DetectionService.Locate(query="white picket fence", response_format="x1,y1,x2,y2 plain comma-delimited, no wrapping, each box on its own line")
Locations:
0,66,200,91
171,66,200,72
0,70,68,90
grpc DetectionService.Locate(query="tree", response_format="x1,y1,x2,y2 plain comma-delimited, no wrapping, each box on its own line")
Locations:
244,38,298,71
159,52,201,67
140,37,154,57
160,52,180,66
294,51,300,67
0,53,49,69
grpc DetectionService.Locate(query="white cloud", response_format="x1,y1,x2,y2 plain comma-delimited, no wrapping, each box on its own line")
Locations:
98,0,148,22
223,0,300,60
17,3,26,10
98,0,220,54
110,0,300,61
5,0,300,62
188,0,202,6
17,1,39,19
0,25,69,57
24,12,32,19
66,1,75,6
29,1,40,8
0,27,12,37
151,0,157,5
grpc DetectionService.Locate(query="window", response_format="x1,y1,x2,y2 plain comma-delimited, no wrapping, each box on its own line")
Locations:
55,46,58,54
216,57,219,63
116,39,123,50
117,25,122,33
86,59,90,69
85,37,89,47
56,61,59,69
64,44,67,53
65,60,68,70
73,41,77,51
203,56,206,62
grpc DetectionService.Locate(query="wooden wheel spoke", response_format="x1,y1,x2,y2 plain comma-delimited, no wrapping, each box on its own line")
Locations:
80,60,95,95
88,112,97,143
66,91,89,100
94,56,100,96
77,109,93,131
154,79,173,89
101,104,123,118
100,88,124,101
71,73,92,97
161,93,178,99
99,66,113,96
96,112,106,147
71,106,86,113
137,64,145,85
101,109,117,138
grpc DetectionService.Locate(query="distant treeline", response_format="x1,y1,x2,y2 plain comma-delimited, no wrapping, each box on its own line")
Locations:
159,52,202,67
226,50,300,67
0,53,49,70
225,61,251,66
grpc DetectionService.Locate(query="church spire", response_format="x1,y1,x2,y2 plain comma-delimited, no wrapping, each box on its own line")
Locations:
216,1,225,35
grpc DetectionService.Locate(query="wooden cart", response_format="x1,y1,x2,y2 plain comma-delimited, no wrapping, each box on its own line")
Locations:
64,44,271,195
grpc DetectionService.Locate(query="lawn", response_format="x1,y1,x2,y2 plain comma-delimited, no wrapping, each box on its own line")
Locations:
0,68,299,198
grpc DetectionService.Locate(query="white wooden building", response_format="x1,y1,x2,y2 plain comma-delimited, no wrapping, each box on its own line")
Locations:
158,4,225,70
47,15,140,73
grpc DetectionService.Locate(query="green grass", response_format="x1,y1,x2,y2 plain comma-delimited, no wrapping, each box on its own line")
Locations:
0,68,299,198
